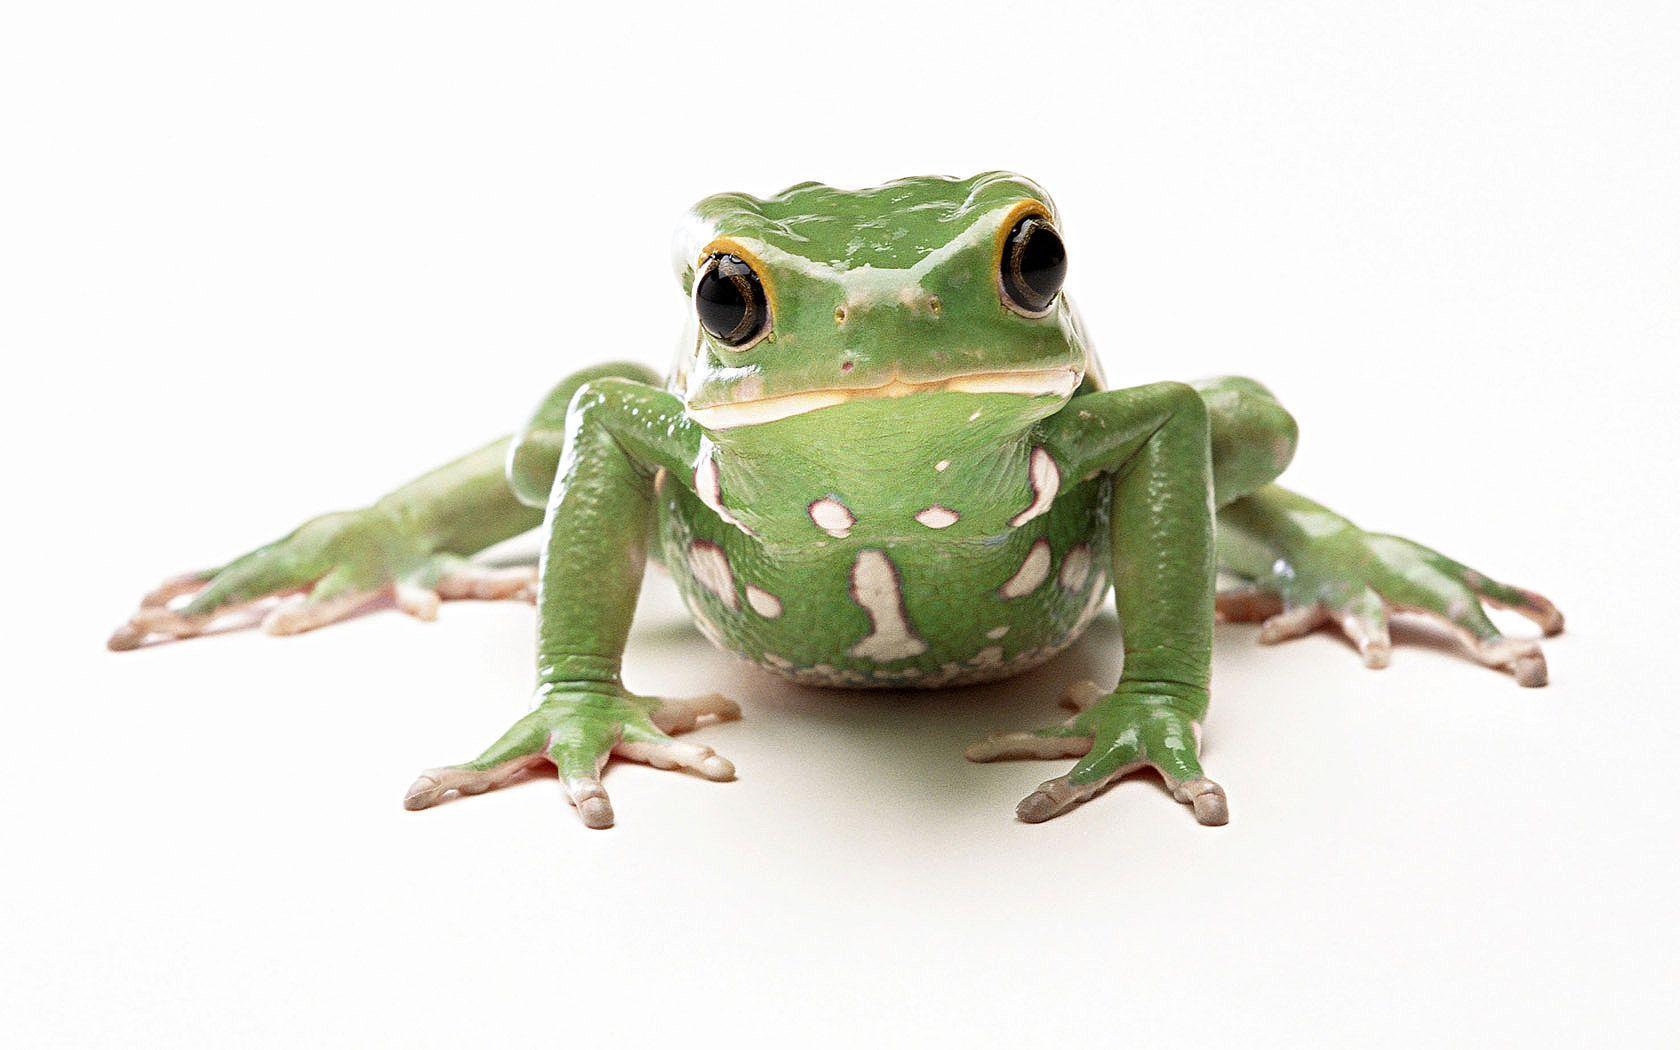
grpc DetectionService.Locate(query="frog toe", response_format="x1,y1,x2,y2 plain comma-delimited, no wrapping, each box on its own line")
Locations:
964,728,1091,762
965,685,1094,762
139,570,216,609
261,584,381,637
1257,603,1330,644
432,562,538,603
614,733,737,781
648,692,743,734
1170,776,1230,826
1454,632,1548,687
1333,588,1392,668
1463,575,1565,637
403,756,545,811
558,772,615,829
107,605,209,650
1015,772,1113,823
389,558,540,625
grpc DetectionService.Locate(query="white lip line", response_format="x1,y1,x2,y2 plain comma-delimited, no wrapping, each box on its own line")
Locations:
687,367,1081,430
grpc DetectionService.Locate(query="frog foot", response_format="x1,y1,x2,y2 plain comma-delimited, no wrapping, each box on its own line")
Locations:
965,680,1228,826
108,527,535,651
1217,534,1563,687
402,688,740,829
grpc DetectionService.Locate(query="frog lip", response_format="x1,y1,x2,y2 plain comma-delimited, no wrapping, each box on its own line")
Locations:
686,367,1081,430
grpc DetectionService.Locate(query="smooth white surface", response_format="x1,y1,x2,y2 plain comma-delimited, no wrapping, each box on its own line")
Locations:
5,2,1677,1046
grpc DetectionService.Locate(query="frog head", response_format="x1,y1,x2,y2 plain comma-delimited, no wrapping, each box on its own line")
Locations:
670,172,1094,438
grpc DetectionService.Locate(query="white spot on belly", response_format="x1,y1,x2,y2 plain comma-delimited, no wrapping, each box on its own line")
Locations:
1059,544,1092,591
686,541,737,610
999,539,1052,599
935,459,951,472
1009,446,1061,527
986,625,1010,640
694,448,749,533
809,497,856,538
914,505,959,529
846,549,928,663
745,584,782,618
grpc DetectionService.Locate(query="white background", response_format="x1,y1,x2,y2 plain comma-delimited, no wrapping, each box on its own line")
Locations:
4,2,1676,1046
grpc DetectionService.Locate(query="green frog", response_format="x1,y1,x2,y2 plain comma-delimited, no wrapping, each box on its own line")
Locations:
109,172,1562,830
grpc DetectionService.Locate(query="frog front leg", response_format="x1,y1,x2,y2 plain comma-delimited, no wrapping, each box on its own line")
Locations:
402,378,739,828
967,382,1227,826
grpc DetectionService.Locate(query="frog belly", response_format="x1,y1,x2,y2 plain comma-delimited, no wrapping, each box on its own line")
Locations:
657,479,1112,688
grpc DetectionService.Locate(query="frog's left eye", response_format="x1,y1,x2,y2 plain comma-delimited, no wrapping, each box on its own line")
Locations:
694,253,770,349
999,215,1067,316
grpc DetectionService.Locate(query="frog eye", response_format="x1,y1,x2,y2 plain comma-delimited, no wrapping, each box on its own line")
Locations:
999,215,1067,316
694,253,770,349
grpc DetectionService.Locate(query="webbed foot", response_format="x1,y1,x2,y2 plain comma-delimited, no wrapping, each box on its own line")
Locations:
966,681,1228,826
403,689,741,829
1217,532,1562,686
107,509,536,650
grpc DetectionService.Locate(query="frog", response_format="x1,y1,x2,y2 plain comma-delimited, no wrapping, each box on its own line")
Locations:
108,172,1563,830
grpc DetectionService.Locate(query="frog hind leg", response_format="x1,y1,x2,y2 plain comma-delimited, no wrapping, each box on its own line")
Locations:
107,458,545,651
1200,373,1562,685
505,361,662,507
1195,375,1299,508
108,361,663,651
1217,490,1561,685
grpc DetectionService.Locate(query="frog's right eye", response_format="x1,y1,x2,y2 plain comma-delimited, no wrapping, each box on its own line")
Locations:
694,253,770,349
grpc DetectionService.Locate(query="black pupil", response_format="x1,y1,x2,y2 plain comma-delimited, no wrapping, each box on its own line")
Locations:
1004,217,1067,312
696,254,764,346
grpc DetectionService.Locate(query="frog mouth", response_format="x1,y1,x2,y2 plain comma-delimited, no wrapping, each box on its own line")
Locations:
686,367,1081,430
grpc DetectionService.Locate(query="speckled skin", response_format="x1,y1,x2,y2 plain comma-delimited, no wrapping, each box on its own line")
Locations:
110,173,1563,830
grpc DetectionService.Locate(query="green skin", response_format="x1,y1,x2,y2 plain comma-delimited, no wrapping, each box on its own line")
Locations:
110,172,1564,829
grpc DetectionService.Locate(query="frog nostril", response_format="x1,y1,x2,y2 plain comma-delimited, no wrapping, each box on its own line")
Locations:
841,360,855,373
834,306,847,325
